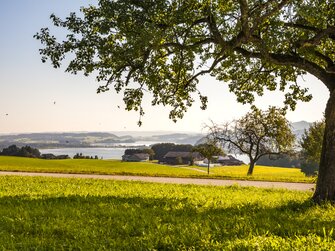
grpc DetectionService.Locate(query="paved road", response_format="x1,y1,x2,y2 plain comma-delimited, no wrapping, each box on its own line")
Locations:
0,171,314,191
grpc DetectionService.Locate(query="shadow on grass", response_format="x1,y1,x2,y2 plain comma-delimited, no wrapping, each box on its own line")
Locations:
0,194,333,250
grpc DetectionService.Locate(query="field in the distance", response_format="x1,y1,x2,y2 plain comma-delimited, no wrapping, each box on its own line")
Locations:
0,176,333,250
0,156,314,183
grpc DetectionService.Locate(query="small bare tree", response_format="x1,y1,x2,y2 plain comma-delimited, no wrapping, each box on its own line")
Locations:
193,142,224,175
209,107,295,175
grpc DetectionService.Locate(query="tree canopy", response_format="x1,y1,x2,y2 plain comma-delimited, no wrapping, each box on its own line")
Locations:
192,142,224,174
209,107,295,175
0,145,41,158
35,0,334,123
35,0,335,202
300,119,325,176
301,119,325,165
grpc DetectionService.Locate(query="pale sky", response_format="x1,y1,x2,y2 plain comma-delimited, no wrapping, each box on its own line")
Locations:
0,1,329,134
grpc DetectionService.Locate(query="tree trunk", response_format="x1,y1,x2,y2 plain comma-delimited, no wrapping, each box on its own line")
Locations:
247,159,255,176
207,161,210,175
313,90,335,203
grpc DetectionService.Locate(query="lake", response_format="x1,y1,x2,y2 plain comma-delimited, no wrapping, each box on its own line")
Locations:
40,147,127,160
40,141,161,159
40,147,250,163
91,141,162,147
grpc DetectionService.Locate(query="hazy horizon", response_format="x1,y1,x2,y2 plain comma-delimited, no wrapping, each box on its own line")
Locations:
0,120,311,136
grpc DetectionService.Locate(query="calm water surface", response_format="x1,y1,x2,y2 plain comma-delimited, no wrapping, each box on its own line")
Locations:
40,141,161,159
40,147,249,163
40,148,127,159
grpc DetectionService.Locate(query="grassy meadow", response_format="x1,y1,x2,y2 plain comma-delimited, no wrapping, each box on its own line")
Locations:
0,176,334,250
208,165,313,183
0,156,314,183
0,156,202,177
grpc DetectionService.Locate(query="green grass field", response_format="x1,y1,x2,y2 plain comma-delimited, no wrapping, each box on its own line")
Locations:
0,156,314,183
205,165,313,182
0,176,333,250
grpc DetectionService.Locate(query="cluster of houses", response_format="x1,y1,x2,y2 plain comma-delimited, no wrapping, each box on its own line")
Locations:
122,150,244,166
121,153,151,162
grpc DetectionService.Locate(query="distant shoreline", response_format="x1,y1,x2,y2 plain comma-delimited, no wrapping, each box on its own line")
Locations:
37,144,151,149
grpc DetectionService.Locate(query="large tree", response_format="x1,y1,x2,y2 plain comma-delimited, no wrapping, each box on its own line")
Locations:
209,107,295,175
35,0,335,202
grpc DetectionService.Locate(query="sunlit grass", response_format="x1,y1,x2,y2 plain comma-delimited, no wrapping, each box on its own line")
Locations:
0,156,314,183
209,165,313,182
0,156,201,176
0,176,333,250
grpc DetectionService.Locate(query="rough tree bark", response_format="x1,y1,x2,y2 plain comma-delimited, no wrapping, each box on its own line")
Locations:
313,90,335,202
247,159,256,176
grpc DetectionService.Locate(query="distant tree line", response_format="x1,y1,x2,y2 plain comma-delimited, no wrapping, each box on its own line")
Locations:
151,143,193,162
257,154,302,168
0,145,70,160
73,153,99,159
0,145,41,158
0,145,106,160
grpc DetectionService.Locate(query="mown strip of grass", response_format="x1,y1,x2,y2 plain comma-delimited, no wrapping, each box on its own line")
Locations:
0,156,314,183
0,176,333,250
